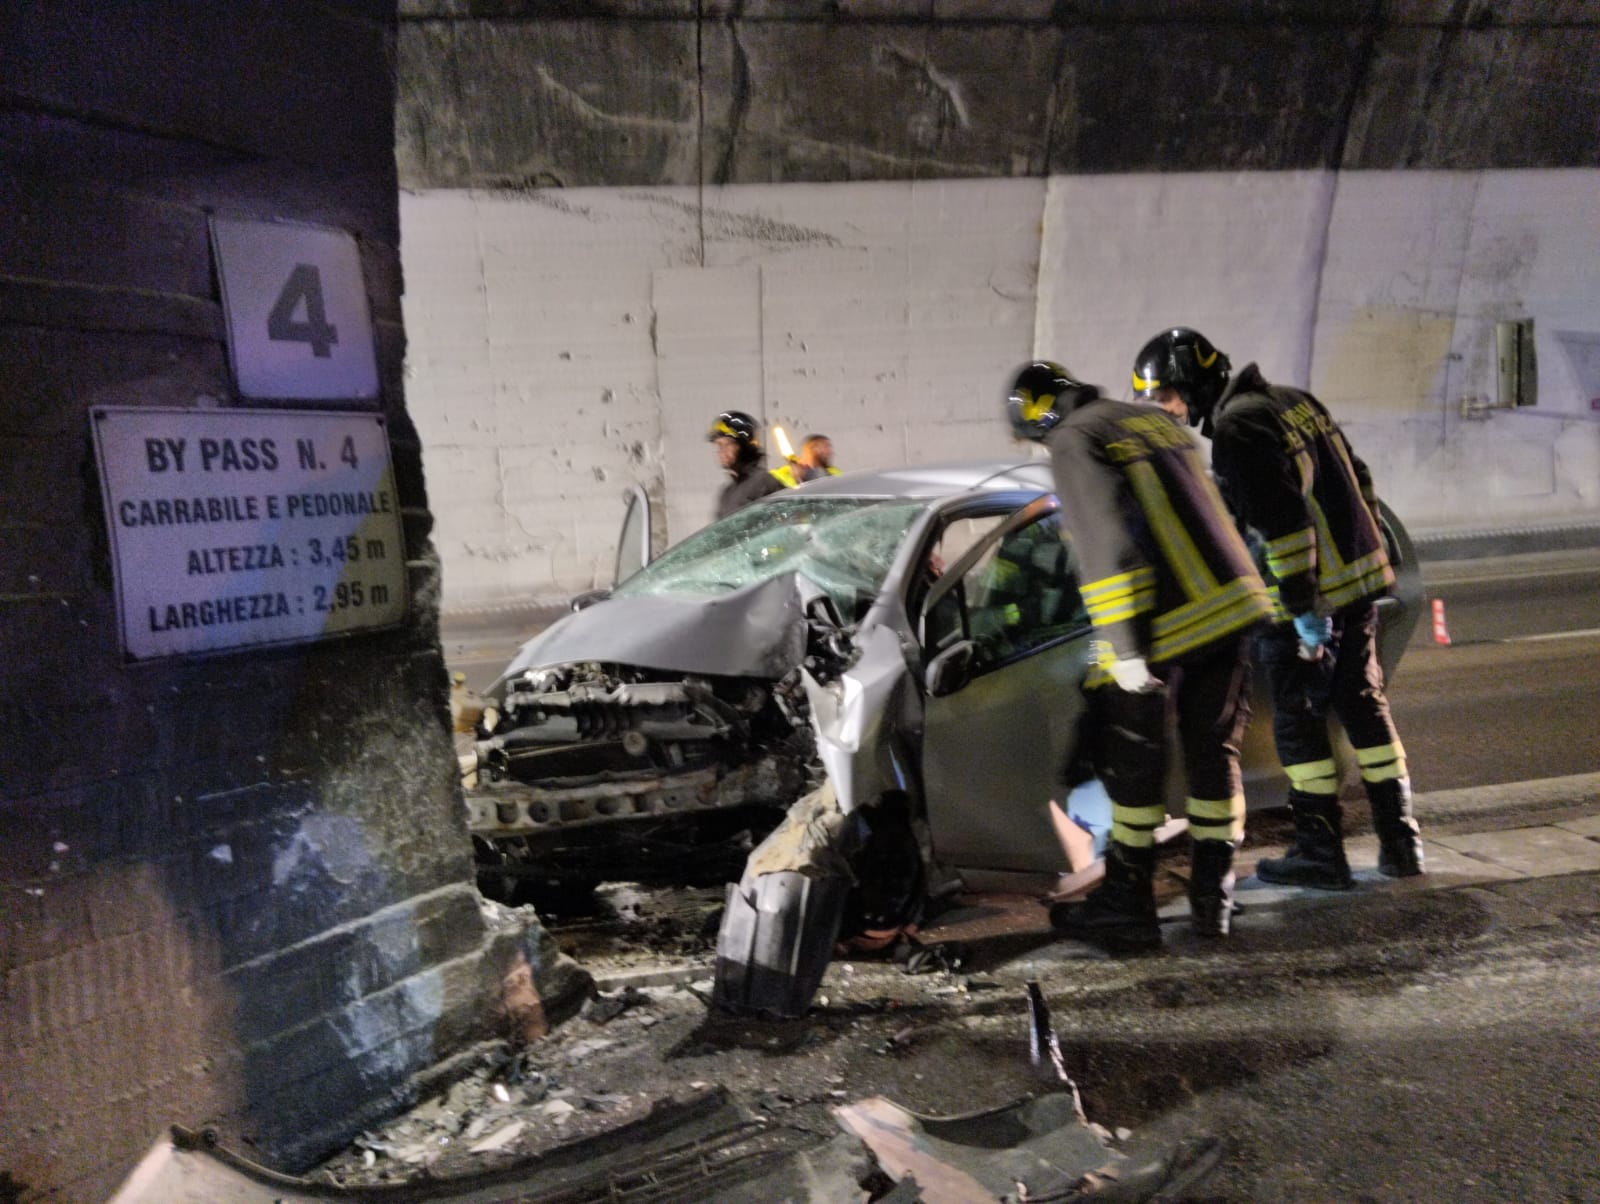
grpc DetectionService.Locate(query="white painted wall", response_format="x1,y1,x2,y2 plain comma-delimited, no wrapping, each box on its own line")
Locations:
400,170,1600,614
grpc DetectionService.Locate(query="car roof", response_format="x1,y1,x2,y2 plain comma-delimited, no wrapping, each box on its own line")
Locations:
784,457,1055,500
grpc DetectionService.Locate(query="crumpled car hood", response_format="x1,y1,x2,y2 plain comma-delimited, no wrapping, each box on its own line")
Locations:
492,574,811,692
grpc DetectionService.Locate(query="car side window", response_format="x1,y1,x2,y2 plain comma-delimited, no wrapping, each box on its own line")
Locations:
954,511,1088,670
910,514,1004,633
930,515,1005,574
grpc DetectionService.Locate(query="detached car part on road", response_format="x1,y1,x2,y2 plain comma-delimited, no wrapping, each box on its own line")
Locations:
464,462,1422,1011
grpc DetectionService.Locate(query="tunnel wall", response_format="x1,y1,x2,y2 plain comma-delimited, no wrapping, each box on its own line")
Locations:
0,4,559,1198
400,169,1600,612
392,1,1600,611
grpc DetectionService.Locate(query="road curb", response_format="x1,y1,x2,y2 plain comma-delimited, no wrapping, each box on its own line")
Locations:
1413,772,1600,824
1413,518,1600,561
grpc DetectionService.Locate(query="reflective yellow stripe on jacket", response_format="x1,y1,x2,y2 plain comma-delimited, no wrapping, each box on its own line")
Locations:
1306,496,1395,609
1264,526,1315,581
1080,566,1156,627
1126,461,1273,663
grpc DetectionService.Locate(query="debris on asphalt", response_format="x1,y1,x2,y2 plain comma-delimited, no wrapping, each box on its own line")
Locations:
898,936,964,976
1027,980,1085,1116
583,985,651,1025
278,881,1239,1198
563,1037,618,1061
834,1092,1122,1202
539,1099,575,1123
467,1119,524,1154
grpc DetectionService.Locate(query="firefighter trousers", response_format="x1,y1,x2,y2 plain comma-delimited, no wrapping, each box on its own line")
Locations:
1093,635,1253,850
1255,600,1406,798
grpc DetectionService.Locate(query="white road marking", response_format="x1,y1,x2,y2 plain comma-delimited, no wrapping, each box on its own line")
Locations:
1430,565,1600,585
1500,627,1600,643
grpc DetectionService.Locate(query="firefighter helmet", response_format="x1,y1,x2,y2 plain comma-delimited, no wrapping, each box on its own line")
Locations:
1131,328,1231,430
1006,361,1094,443
708,410,760,449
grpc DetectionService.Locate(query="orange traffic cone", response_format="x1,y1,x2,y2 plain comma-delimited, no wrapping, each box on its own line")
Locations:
1431,598,1452,646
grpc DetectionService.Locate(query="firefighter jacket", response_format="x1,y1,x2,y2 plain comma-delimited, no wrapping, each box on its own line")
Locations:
1047,393,1273,671
715,455,785,519
1209,364,1394,618
769,462,842,488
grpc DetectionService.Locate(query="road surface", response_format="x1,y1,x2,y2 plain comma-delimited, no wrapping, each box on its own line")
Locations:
1393,550,1600,791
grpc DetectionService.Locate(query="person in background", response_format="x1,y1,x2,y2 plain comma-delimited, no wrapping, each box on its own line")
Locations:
1007,361,1273,949
1130,327,1424,889
772,433,841,487
709,410,784,520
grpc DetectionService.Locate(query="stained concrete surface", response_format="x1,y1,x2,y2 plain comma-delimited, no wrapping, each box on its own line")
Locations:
395,5,1600,189
1430,826,1600,877
298,778,1600,1200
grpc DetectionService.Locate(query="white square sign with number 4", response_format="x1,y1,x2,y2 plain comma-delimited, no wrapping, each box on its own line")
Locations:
211,216,380,402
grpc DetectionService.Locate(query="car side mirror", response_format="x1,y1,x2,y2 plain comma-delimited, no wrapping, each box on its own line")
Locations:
570,588,611,612
925,640,976,697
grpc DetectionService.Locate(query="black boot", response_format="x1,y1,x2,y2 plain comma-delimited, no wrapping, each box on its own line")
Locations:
1369,777,1424,877
1189,839,1239,938
1050,840,1161,953
1255,792,1353,890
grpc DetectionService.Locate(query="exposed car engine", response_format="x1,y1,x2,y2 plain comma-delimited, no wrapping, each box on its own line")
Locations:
465,598,855,902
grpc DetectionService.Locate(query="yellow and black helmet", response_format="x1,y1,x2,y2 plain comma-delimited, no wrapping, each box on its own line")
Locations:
1132,328,1231,430
1006,361,1094,443
707,409,760,448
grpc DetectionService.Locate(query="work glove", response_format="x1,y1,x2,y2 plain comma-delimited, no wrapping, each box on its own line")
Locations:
1108,656,1161,693
1293,611,1333,660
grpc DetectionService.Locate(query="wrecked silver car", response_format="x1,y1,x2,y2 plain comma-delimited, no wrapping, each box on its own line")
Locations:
465,485,928,900
465,462,1422,954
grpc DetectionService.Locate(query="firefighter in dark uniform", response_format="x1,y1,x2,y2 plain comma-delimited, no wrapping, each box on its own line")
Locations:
709,410,785,520
1131,328,1424,888
1007,362,1274,948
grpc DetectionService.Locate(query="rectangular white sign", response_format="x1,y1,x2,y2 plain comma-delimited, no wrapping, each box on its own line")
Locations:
91,407,408,661
211,216,380,402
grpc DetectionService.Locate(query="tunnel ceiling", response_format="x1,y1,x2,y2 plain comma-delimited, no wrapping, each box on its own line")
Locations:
396,0,1600,189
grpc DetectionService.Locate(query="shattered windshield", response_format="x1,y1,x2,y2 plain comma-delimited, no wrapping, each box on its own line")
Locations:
613,497,924,613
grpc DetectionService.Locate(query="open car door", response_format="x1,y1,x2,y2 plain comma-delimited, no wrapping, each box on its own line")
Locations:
613,483,652,586
917,497,1095,877
570,484,655,611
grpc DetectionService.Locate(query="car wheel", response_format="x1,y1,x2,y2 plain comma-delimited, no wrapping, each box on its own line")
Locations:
842,796,926,937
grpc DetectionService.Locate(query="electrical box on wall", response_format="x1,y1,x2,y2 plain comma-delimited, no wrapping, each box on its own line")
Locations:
1496,318,1537,409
